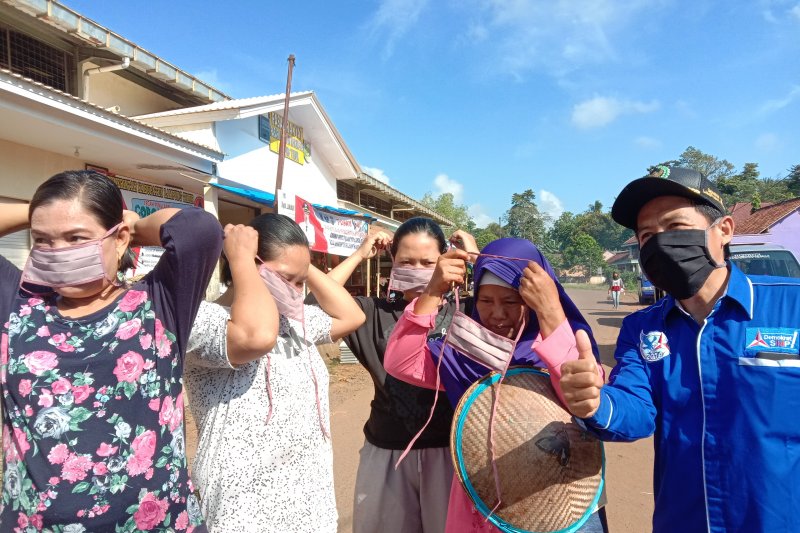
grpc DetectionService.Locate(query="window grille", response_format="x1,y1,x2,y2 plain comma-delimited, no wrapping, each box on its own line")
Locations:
337,181,356,203
0,28,8,70
2,27,72,92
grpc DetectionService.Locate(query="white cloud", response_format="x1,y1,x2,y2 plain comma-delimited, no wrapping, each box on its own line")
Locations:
634,136,661,149
433,173,464,203
192,68,234,95
467,23,489,43
538,190,564,222
571,96,659,129
791,3,800,20
468,204,495,227
759,85,800,114
363,166,390,184
755,132,781,151
465,0,661,77
365,0,429,59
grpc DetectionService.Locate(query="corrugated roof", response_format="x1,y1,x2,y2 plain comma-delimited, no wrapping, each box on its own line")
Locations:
606,251,630,264
0,67,224,159
134,92,315,120
2,0,230,103
735,198,800,234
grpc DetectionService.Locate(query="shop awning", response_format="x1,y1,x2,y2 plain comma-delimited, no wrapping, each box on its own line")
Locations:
210,181,376,221
211,182,276,206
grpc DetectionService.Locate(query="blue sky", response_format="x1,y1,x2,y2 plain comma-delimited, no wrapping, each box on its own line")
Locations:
65,0,800,227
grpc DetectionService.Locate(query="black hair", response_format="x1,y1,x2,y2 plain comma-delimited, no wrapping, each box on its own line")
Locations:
220,213,308,286
390,217,447,257
692,201,731,259
29,170,135,272
691,201,725,225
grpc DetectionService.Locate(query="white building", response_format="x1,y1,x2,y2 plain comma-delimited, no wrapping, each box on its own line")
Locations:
0,0,452,296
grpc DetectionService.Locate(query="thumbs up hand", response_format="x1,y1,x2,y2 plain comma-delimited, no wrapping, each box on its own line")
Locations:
560,329,604,418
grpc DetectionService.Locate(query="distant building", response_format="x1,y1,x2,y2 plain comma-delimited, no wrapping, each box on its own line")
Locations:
0,0,451,296
732,197,800,259
605,235,640,273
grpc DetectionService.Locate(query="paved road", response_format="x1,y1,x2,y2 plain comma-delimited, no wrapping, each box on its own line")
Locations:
329,287,655,532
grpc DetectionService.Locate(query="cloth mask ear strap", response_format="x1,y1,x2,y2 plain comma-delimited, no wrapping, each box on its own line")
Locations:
485,314,526,520
264,354,273,425
394,347,446,470
302,306,330,440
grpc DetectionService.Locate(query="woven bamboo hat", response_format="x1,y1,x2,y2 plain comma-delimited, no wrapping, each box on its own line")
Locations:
451,367,604,532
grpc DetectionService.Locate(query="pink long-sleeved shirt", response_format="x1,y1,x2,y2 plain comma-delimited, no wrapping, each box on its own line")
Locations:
384,298,604,532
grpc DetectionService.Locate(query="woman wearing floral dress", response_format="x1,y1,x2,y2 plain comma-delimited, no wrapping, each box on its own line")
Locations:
182,213,366,532
0,170,221,531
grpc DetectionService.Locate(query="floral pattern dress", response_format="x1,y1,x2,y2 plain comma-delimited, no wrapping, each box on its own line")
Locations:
184,302,337,532
0,208,222,532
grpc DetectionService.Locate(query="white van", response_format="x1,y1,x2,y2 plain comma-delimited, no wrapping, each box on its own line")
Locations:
729,244,800,278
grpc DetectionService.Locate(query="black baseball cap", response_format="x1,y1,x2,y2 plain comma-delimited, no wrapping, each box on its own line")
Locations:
611,165,726,230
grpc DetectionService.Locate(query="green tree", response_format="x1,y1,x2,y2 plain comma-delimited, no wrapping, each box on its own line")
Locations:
573,201,632,251
474,222,506,250
502,189,549,244
548,212,578,251
756,177,792,204
717,162,760,207
563,233,604,277
786,164,800,197
419,192,474,234
677,146,735,183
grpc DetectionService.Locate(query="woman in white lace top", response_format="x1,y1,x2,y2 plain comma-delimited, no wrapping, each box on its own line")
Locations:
184,214,366,532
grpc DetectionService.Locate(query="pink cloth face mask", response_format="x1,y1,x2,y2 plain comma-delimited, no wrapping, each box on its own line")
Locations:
256,261,329,439
257,264,305,322
444,310,524,373
398,288,526,519
21,223,122,289
387,265,435,294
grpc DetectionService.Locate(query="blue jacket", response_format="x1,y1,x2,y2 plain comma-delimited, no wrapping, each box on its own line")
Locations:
584,264,800,532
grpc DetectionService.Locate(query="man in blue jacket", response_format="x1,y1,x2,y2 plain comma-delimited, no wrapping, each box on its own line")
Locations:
560,165,800,532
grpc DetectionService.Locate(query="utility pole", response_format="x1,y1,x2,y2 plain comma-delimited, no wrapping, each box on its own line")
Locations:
275,54,296,195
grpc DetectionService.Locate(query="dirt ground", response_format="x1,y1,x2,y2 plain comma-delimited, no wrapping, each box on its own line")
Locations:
184,287,655,532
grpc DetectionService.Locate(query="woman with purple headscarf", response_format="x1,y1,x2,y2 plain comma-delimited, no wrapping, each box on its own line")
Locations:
385,237,607,533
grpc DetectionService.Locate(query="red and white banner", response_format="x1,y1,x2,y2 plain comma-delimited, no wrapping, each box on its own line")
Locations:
277,191,369,257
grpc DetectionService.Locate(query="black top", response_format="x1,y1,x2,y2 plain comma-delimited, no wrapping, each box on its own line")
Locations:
342,294,470,450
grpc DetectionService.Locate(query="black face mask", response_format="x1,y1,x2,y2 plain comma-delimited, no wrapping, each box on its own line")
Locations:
639,228,726,300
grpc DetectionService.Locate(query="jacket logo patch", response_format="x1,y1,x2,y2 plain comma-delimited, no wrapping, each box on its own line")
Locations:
745,328,799,355
639,331,670,362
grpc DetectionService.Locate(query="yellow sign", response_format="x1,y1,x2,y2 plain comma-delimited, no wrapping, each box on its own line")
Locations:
259,113,312,165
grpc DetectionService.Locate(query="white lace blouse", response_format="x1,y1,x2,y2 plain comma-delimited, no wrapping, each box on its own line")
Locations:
184,301,336,532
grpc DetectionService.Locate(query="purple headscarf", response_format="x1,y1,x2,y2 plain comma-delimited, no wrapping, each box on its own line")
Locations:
429,238,601,407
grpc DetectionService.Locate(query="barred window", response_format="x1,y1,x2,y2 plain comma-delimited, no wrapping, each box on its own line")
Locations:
0,28,7,70
337,181,356,203
1,27,72,93
359,192,391,217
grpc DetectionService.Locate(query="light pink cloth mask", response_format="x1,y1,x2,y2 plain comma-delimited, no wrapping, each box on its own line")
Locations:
444,310,524,373
21,223,122,289
398,289,526,520
387,265,435,294
258,264,305,322
256,262,329,439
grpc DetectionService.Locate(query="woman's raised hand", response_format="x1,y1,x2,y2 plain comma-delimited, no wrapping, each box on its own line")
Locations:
357,231,392,260
519,261,566,338
449,230,479,256
424,249,470,297
223,224,260,263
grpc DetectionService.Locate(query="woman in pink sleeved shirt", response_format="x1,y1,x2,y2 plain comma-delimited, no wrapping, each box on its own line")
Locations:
384,237,607,533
